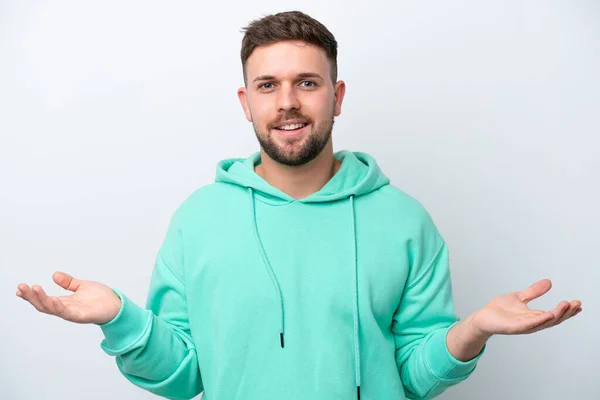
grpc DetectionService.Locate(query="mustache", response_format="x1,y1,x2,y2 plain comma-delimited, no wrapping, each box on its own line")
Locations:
268,111,312,129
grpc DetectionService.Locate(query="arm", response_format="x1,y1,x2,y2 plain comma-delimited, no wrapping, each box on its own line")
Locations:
15,212,203,399
392,212,485,399
445,315,489,362
99,215,203,400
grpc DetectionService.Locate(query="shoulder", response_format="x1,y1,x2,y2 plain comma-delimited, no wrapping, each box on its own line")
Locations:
370,184,435,225
169,182,244,225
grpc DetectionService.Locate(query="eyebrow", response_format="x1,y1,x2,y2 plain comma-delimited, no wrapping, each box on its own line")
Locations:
253,72,324,83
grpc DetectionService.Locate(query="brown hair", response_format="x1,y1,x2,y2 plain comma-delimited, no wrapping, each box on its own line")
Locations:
240,11,338,86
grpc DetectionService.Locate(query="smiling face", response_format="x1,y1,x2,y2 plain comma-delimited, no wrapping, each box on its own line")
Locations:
238,40,346,166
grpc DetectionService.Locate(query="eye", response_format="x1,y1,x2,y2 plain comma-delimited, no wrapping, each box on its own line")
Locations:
259,82,274,90
300,81,316,88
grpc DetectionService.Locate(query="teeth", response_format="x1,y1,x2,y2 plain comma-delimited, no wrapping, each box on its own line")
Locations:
277,123,305,131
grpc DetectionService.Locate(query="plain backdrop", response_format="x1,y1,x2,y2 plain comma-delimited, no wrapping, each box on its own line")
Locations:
1,1,599,399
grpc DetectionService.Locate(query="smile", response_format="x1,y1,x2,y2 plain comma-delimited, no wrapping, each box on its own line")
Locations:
273,123,309,137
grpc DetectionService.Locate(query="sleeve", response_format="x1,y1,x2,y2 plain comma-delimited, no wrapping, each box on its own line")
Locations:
97,213,203,400
392,208,485,399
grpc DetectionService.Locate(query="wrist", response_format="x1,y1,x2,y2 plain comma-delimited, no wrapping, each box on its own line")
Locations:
107,291,123,323
446,315,490,362
464,311,494,341
97,289,123,325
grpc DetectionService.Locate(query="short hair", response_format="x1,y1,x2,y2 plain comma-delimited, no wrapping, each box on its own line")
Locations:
240,11,338,86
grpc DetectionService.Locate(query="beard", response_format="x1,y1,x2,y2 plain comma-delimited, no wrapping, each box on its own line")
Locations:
252,108,335,167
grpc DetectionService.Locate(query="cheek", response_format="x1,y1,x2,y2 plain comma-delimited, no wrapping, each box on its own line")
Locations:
304,93,334,121
249,98,275,124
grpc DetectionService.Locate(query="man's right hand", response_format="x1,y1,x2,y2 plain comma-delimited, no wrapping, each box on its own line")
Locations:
16,272,122,325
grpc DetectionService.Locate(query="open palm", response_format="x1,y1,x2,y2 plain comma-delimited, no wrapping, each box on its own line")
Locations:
472,279,582,336
16,271,121,324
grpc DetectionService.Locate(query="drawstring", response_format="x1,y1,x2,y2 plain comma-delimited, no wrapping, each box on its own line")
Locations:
248,187,286,348
349,195,361,399
247,188,362,399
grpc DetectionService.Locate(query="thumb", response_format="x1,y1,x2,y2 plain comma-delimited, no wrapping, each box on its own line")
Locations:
53,271,81,292
517,278,552,304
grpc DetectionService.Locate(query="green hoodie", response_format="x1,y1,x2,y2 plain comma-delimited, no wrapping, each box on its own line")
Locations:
99,150,485,400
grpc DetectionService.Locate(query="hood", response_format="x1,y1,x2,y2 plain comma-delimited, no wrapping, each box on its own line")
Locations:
214,149,390,399
215,150,390,203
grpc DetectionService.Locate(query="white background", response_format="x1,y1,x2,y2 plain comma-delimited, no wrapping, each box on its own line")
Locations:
1,1,598,399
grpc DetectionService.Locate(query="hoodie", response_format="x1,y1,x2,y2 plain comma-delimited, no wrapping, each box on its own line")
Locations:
98,150,485,400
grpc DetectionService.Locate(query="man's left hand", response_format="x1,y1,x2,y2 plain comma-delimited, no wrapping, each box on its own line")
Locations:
470,278,582,337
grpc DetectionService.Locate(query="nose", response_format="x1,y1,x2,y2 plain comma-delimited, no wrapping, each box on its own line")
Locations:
276,84,300,111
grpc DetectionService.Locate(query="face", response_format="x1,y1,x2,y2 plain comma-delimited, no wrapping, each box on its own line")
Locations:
238,40,346,166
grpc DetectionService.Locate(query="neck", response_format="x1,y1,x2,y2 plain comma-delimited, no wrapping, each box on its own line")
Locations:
255,140,341,200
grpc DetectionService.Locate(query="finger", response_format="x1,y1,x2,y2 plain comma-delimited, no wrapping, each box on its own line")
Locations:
517,279,552,304
53,271,81,292
523,301,570,334
513,310,554,332
31,285,58,314
17,284,47,313
538,304,582,332
548,301,571,322
553,300,571,316
553,300,581,326
521,301,568,334
51,297,78,322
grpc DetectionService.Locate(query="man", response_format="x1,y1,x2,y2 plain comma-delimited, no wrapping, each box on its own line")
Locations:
16,10,582,400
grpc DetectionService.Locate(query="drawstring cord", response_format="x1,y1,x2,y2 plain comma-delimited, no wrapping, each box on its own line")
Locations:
248,187,286,348
350,195,361,399
248,188,362,399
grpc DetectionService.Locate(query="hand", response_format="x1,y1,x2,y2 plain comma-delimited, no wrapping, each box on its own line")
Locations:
470,279,582,337
16,271,122,324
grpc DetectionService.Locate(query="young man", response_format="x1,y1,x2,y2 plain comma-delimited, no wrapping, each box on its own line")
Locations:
16,11,582,400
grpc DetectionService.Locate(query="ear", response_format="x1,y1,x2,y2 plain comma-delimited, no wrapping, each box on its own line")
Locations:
237,87,252,122
333,80,346,117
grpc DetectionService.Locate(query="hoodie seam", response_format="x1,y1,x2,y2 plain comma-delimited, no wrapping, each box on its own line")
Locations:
405,241,445,291
251,197,296,207
159,252,186,287
219,182,294,207
103,309,153,354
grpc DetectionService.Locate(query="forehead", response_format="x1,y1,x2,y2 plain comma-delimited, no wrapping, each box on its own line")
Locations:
246,40,330,80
